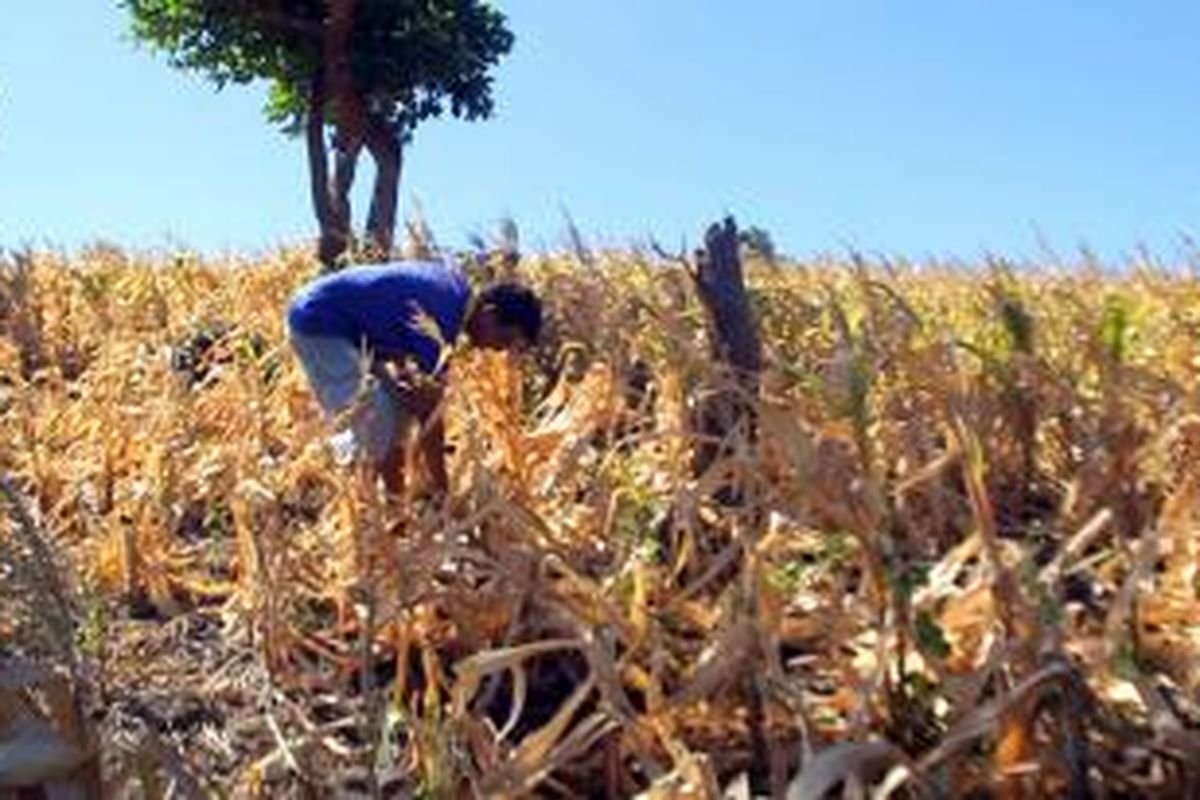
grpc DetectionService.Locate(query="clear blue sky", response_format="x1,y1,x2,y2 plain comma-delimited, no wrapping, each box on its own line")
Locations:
3,2,1200,262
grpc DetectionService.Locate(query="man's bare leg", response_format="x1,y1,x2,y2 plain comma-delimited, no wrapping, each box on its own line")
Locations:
379,441,406,499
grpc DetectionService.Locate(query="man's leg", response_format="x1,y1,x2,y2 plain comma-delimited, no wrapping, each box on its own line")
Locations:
287,328,374,464
378,439,406,497
356,377,406,497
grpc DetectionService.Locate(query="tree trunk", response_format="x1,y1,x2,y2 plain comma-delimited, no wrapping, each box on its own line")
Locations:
319,0,366,269
325,0,362,139
691,216,763,498
364,115,404,260
306,104,360,270
305,74,345,269
689,219,779,795
329,137,362,262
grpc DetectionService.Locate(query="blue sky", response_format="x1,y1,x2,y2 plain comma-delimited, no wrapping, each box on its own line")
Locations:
2,2,1200,263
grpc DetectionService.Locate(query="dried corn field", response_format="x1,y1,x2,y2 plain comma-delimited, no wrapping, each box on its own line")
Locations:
4,242,1200,798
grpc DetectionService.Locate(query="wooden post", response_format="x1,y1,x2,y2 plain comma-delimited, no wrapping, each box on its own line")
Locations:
691,216,763,497
690,218,785,796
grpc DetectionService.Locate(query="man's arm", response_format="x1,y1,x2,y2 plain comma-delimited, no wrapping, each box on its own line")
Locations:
374,356,451,494
383,360,450,494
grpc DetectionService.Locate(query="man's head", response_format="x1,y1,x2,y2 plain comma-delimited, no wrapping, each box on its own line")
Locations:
465,283,543,351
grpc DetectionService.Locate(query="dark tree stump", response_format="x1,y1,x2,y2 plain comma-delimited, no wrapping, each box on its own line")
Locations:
691,217,764,496
690,219,785,796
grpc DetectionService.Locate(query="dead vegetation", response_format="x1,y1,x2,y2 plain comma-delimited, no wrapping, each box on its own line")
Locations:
4,242,1200,798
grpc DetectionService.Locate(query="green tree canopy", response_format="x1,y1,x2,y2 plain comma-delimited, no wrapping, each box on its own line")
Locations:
126,0,514,266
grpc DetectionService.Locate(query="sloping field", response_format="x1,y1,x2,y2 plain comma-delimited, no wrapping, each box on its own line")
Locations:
3,245,1200,797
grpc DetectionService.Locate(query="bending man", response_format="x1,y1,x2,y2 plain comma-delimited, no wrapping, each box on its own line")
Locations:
286,258,542,496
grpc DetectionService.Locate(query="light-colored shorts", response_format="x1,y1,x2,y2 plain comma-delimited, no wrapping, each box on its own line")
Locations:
287,327,402,465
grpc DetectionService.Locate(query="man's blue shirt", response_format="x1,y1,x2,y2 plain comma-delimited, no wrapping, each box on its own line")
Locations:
286,259,471,374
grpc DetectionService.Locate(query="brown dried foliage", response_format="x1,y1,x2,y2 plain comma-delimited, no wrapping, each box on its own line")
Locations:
3,245,1200,798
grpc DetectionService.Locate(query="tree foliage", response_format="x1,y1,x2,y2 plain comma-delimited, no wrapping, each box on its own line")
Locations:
126,0,514,264
128,0,511,133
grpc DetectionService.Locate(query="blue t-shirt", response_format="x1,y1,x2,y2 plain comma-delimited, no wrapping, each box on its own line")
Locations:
287,259,471,374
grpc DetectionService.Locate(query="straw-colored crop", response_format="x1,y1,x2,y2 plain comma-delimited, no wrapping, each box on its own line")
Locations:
4,241,1200,798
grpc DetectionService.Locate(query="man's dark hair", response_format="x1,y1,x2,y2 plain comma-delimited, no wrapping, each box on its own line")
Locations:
479,282,543,345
